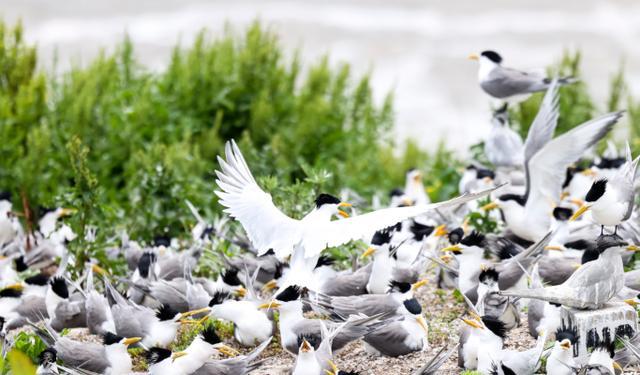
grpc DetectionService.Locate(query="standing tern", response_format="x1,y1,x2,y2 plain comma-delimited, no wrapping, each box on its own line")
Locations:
487,80,622,242
468,50,576,101
571,144,640,235
215,140,502,260
500,235,632,309
484,105,524,168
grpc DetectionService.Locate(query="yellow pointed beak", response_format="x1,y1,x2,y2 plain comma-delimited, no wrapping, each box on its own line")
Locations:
469,311,482,321
179,307,210,319
412,279,428,290
92,264,107,275
172,351,187,360
234,286,247,298
262,279,278,292
468,53,480,61
338,202,352,208
258,300,281,310
544,245,564,251
300,339,312,352
560,339,571,350
4,283,23,291
613,361,623,372
59,208,77,217
434,224,448,237
581,168,596,177
362,247,376,258
123,337,142,346
625,298,638,307
216,344,239,357
462,318,483,329
401,198,414,206
627,245,640,252
441,244,462,253
338,210,350,218
481,202,499,211
416,315,429,336
337,202,351,218
569,204,590,221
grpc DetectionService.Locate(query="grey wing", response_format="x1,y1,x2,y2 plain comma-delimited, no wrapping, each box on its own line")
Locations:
14,295,48,321
322,264,371,296
539,257,578,285
112,305,148,338
192,359,249,375
625,269,640,291
331,319,372,352
458,326,470,368
363,321,414,357
85,291,111,334
413,344,459,375
51,300,87,331
497,258,531,290
150,279,189,311
56,339,108,373
522,80,560,201
157,254,183,280
527,298,544,337
322,294,397,317
483,67,548,98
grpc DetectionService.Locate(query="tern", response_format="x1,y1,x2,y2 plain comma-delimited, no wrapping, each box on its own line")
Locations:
501,235,631,309
35,347,59,375
484,80,622,242
571,144,640,235
468,50,575,101
546,320,579,375
484,105,524,168
215,140,501,260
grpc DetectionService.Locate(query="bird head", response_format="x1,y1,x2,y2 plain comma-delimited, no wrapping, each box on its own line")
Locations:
314,194,352,219
468,50,503,65
570,179,607,221
38,348,57,367
103,332,141,347
402,298,429,336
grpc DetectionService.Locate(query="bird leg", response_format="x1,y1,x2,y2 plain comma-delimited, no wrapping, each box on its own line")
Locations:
601,225,604,236
614,226,618,236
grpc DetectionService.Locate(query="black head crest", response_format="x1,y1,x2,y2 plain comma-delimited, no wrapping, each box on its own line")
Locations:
156,305,179,321
146,347,172,364
153,235,171,248
410,221,435,241
496,239,519,260
275,285,301,302
388,280,411,294
585,179,607,202
315,255,335,269
480,50,503,64
371,229,392,246
476,168,495,180
14,256,28,272
50,277,69,299
553,207,573,221
297,333,319,350
201,325,221,345
555,319,579,345
315,194,341,208
448,227,464,245
0,191,11,202
0,288,22,298
596,234,627,253
209,291,230,307
482,316,507,339
596,157,626,170
25,273,49,286
460,231,485,247
103,332,124,345
137,252,157,279
38,348,57,365
221,268,242,286
479,268,499,283
403,298,422,315
389,188,404,198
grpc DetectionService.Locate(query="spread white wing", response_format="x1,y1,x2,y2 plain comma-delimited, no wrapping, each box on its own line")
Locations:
525,111,623,216
300,185,506,258
522,79,559,202
215,140,303,258
216,140,505,259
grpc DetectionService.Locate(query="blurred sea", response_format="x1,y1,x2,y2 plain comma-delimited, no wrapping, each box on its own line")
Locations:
4,0,640,149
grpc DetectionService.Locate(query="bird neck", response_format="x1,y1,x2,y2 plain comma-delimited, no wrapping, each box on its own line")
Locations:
478,59,498,81
279,301,304,323
105,344,132,375
302,206,335,223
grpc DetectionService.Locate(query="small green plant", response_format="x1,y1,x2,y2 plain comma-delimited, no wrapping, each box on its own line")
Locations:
466,197,499,234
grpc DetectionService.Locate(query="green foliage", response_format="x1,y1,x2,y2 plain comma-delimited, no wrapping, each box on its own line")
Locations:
11,332,46,364
466,197,499,234
0,19,453,270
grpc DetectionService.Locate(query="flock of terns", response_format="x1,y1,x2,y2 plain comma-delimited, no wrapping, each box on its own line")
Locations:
1,50,640,375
